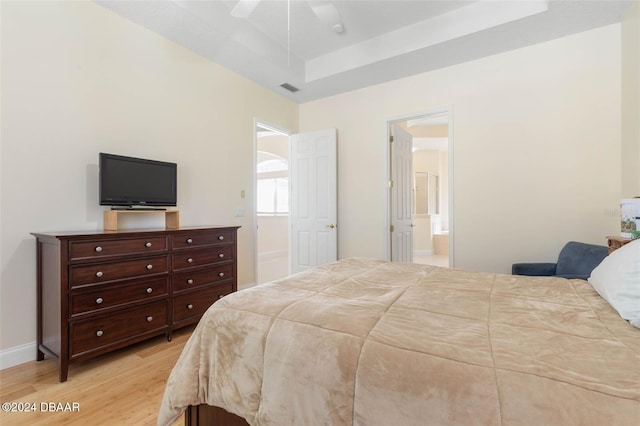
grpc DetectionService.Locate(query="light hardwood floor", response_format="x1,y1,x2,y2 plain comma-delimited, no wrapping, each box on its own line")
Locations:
0,326,195,426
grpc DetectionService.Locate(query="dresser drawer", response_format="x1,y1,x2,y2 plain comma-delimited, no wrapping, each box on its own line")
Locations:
69,255,169,288
69,236,167,261
70,277,168,316
173,264,234,293
172,246,234,271
172,284,233,324
172,229,235,250
70,301,168,357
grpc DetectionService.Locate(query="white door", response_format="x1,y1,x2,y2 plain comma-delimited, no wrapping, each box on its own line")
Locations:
390,124,413,263
290,128,337,273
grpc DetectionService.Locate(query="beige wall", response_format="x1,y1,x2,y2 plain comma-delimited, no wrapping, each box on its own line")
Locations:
300,24,622,273
0,2,297,358
621,1,640,197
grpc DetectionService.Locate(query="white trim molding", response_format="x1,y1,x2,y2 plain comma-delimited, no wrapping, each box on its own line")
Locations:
0,341,37,370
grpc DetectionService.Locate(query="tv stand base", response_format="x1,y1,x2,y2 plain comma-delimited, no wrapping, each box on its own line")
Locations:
103,209,179,231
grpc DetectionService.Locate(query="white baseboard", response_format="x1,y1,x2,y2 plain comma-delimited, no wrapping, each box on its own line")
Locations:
0,341,37,370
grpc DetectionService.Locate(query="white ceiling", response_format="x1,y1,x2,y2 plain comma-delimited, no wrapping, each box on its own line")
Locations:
96,0,632,103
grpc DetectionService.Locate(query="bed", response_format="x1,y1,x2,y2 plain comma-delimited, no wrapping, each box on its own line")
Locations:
158,253,640,426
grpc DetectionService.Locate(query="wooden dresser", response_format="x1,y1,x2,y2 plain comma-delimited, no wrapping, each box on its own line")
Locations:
32,226,239,382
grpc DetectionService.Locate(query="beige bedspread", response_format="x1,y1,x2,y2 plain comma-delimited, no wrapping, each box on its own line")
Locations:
158,258,640,425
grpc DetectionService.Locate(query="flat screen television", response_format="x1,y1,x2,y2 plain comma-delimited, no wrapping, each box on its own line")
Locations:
99,153,177,209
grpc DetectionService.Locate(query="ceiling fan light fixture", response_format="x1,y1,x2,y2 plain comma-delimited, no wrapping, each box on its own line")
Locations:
308,1,344,35
332,23,344,34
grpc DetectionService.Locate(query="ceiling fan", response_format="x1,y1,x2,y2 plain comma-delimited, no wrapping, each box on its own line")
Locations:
231,0,345,34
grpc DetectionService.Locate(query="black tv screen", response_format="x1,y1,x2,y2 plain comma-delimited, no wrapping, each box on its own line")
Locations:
99,153,177,208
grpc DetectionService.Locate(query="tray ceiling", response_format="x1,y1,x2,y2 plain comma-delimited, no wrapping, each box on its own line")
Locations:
97,0,632,103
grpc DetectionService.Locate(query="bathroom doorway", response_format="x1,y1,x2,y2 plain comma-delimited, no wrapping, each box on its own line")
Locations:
388,110,453,267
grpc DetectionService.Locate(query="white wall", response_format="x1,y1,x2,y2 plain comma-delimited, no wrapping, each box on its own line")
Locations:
300,25,622,273
0,1,298,364
257,216,289,254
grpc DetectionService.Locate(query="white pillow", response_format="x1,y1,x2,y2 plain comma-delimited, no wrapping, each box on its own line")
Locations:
588,239,640,328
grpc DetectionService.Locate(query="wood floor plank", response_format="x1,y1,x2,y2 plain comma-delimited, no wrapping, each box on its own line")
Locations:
0,326,194,426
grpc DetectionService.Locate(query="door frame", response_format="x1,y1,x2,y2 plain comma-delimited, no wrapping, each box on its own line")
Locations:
253,118,291,285
384,107,455,266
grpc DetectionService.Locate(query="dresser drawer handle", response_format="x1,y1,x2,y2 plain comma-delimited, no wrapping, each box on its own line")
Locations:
96,330,104,337
187,304,194,310
96,297,103,304
187,258,194,264
218,272,225,278
186,238,193,244
95,271,103,278
145,242,152,248
95,246,103,253
146,264,153,270
146,287,153,294
218,253,225,259
146,316,153,322
218,235,224,241
187,279,194,284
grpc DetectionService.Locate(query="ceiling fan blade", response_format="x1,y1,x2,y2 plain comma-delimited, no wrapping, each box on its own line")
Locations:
230,0,261,18
307,1,344,33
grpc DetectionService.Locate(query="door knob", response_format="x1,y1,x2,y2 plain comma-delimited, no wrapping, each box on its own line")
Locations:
327,224,336,229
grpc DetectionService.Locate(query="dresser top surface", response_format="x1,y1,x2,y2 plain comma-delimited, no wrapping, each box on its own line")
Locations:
32,225,240,240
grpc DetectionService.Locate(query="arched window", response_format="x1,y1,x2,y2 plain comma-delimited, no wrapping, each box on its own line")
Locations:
257,159,288,173
257,152,288,215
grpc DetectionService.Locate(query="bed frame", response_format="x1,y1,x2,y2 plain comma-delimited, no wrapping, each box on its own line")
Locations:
185,404,250,426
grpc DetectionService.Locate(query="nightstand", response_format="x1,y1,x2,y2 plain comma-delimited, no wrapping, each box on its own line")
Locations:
606,236,634,254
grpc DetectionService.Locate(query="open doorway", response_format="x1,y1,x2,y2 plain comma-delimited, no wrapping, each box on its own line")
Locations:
255,121,290,284
388,111,452,267
254,123,338,283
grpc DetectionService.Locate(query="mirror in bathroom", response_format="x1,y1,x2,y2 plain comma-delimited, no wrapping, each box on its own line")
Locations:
414,172,438,215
